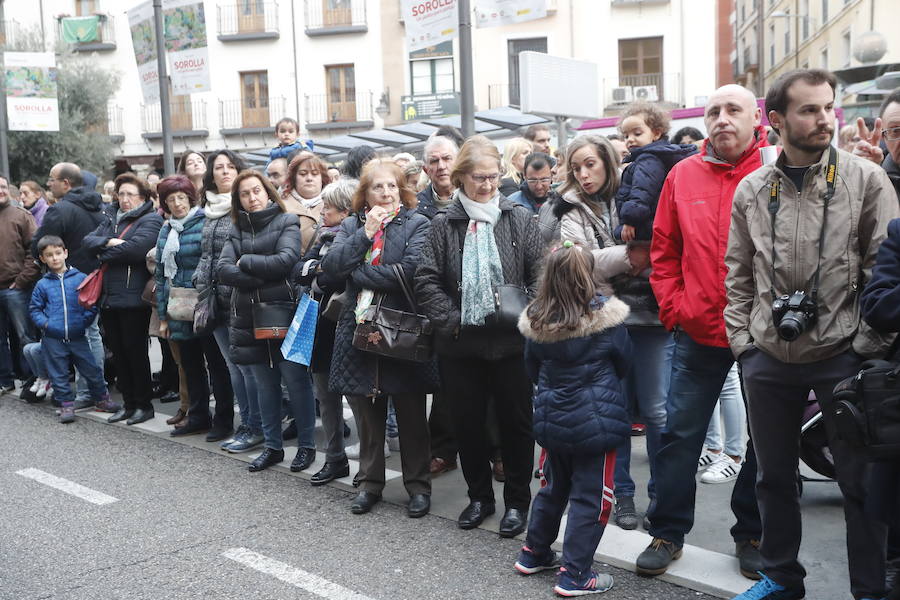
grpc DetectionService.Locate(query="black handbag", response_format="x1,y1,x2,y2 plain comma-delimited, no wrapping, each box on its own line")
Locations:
352,265,433,362
830,359,900,459
251,281,296,340
193,283,218,333
483,284,532,330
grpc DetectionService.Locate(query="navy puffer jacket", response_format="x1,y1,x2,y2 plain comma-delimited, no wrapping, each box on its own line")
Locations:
519,295,633,455
861,218,900,334
614,138,696,240
154,209,206,341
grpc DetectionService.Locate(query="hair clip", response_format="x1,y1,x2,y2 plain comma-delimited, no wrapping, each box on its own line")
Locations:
562,240,574,248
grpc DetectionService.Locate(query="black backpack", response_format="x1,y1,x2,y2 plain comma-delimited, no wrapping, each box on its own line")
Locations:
831,360,900,459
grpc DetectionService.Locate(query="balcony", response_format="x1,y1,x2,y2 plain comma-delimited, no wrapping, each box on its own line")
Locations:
140,99,209,139
603,72,683,111
217,2,280,41
107,105,125,143
304,0,367,36
488,84,521,109
219,96,287,134
57,14,116,52
305,91,373,131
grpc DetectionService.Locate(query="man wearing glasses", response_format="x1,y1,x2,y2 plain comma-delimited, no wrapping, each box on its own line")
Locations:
852,89,900,200
508,152,557,215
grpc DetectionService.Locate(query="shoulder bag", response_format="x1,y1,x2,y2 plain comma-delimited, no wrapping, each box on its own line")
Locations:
77,220,137,309
252,280,297,340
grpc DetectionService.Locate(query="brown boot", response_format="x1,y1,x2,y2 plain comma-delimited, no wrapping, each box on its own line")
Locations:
165,408,186,425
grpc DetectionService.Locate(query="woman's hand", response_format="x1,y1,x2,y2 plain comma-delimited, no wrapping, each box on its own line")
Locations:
158,319,169,339
364,206,389,239
106,238,125,248
621,224,636,242
627,244,651,275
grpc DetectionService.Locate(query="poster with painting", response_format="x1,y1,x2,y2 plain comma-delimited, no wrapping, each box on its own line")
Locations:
127,0,160,103
4,52,60,131
163,0,210,95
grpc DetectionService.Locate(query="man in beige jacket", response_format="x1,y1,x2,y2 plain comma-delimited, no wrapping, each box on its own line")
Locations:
725,69,898,600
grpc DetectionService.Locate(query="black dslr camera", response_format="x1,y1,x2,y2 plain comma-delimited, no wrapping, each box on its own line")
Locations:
771,291,818,341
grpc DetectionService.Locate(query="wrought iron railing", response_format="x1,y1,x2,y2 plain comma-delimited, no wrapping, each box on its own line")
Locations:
219,96,287,129
304,0,366,32
304,91,372,124
141,100,208,133
217,1,279,36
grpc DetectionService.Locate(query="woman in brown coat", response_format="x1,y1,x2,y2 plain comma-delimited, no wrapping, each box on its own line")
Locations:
281,152,332,256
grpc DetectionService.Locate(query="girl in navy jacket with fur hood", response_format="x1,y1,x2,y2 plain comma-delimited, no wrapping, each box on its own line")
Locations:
514,241,632,597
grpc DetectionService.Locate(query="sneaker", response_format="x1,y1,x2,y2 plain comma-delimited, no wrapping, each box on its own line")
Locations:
221,425,249,450
94,397,122,413
36,379,51,399
701,454,742,484
226,430,264,453
635,538,683,576
736,540,763,580
73,399,96,411
614,496,639,530
697,449,720,472
631,422,646,436
730,574,805,599
514,546,560,575
554,568,613,596
345,441,390,459
59,403,76,424
0,383,16,394
29,378,42,394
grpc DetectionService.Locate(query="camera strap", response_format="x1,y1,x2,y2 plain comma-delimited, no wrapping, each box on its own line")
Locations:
768,146,837,301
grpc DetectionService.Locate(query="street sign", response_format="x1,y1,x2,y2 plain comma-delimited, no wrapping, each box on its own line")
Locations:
401,92,460,121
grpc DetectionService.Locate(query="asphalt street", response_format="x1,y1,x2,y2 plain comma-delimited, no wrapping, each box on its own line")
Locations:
0,395,718,600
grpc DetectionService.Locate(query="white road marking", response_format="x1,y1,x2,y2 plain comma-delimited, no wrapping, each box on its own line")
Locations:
15,468,119,505
222,547,376,600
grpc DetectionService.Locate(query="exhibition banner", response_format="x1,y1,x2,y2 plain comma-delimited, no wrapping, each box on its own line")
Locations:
4,52,60,132
127,0,159,102
475,0,547,28
163,0,210,95
401,0,458,53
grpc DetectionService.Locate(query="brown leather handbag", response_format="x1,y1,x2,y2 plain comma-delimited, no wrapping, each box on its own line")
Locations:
251,281,297,340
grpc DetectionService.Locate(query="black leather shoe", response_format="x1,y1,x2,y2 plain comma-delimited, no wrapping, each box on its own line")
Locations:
205,426,233,443
170,421,210,436
126,408,155,426
499,508,527,538
290,447,316,472
458,501,495,529
350,491,381,514
159,390,180,403
108,408,135,423
248,448,285,472
311,460,350,486
407,493,431,518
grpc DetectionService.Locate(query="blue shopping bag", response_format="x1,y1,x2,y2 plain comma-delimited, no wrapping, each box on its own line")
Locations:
280,294,319,365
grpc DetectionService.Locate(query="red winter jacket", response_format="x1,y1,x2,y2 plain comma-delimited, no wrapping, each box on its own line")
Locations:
650,127,768,347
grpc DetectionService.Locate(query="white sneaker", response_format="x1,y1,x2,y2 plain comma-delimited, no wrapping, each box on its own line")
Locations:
345,441,390,460
700,454,742,484
697,449,720,472
44,382,53,399
36,379,50,398
29,378,42,393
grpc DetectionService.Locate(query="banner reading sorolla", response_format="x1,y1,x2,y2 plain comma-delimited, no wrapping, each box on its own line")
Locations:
4,52,60,131
127,0,159,103
475,0,547,28
163,0,210,95
401,0,458,53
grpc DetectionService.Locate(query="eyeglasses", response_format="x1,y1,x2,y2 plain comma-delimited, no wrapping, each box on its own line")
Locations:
525,177,552,185
370,182,398,193
118,191,142,199
469,173,500,184
883,127,900,141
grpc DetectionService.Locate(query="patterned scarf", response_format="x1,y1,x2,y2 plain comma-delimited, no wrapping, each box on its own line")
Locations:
161,206,199,279
354,206,401,323
459,191,504,326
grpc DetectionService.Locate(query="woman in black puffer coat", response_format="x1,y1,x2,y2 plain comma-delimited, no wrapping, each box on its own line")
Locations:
322,159,437,518
83,173,163,425
217,170,316,474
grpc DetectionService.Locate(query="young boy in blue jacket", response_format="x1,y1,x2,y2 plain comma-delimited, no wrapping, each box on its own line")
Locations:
29,236,113,423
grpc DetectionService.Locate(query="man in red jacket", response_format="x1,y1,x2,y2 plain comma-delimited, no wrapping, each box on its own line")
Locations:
636,85,765,578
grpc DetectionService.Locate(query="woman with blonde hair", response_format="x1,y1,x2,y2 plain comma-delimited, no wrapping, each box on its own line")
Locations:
498,137,534,197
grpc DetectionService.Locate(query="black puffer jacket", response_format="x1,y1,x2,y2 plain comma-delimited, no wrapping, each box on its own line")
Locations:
322,206,439,397
32,187,105,274
216,204,301,365
414,196,541,360
82,201,163,309
193,214,236,326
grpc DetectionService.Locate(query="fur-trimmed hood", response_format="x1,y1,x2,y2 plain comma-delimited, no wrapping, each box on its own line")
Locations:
518,295,630,343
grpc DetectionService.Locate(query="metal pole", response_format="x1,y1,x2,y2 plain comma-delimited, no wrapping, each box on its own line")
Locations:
0,0,9,178
556,115,567,154
458,0,474,138
291,0,300,121
153,0,174,175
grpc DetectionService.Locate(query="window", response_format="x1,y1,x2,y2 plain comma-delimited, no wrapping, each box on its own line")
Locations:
238,0,266,33
770,24,776,68
322,0,352,27
821,0,828,22
841,30,851,67
820,46,829,69
325,64,356,121
508,37,547,106
75,0,97,16
240,70,269,127
801,0,810,39
411,58,454,96
741,1,746,23
784,24,790,55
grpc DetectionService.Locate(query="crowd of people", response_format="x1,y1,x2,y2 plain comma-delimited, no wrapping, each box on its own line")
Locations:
1,68,899,599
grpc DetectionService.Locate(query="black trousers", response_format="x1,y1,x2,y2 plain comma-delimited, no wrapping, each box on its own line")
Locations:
101,307,152,411
742,347,887,599
440,354,534,511
157,338,179,393
428,392,457,461
174,335,234,430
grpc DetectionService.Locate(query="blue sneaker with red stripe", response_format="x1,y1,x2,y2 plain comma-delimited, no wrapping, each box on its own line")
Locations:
554,568,613,596
514,546,560,575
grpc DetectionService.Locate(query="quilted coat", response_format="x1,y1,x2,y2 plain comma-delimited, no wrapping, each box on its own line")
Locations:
414,196,541,361
193,214,237,327
216,204,301,366
29,268,97,340
519,295,632,455
154,209,206,341
322,207,438,397
82,200,163,310
862,218,900,333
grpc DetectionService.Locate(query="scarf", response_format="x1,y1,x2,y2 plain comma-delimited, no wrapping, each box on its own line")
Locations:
291,189,322,209
459,191,504,326
354,206,401,323
162,206,199,279
204,191,232,219
116,202,145,227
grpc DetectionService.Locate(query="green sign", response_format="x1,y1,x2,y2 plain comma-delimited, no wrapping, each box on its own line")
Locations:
401,92,460,122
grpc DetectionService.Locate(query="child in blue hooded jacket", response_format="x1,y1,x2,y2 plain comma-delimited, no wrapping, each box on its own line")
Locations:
514,241,632,597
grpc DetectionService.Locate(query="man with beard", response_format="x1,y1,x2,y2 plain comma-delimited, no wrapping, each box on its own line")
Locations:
725,69,897,600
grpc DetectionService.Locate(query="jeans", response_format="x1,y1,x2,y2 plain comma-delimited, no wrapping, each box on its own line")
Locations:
614,327,673,500
213,325,260,434
23,342,48,379
704,364,746,457
42,336,107,406
648,332,760,546
249,359,316,451
0,288,34,385
74,317,104,402
386,398,399,438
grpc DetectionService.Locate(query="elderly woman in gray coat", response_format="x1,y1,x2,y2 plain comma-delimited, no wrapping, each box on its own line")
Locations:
322,159,436,518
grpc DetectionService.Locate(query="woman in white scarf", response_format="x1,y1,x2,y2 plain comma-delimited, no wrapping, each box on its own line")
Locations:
280,152,332,255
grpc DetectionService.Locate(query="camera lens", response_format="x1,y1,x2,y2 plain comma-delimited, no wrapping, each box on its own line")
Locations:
777,312,807,341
